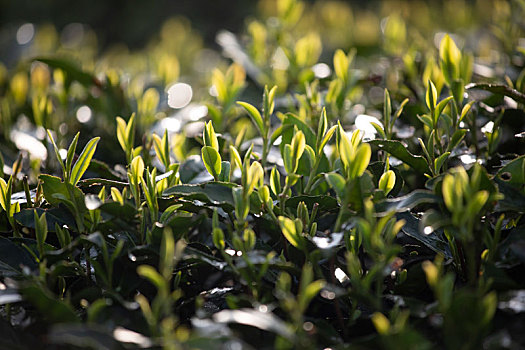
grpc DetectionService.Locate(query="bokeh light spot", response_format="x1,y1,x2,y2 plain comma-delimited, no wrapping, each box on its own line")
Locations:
167,83,193,109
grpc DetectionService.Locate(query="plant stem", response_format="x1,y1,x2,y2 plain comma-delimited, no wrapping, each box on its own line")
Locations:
262,136,268,168
303,156,322,194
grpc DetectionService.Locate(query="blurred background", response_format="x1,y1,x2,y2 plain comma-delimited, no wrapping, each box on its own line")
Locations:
0,0,523,178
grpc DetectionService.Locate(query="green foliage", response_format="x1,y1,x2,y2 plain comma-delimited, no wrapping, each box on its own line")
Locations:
0,1,524,349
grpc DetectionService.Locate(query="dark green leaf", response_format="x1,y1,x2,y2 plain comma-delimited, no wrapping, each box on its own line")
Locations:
397,212,452,259
15,208,75,232
375,190,438,214
20,284,79,323
39,175,86,211
369,140,429,174
0,237,38,276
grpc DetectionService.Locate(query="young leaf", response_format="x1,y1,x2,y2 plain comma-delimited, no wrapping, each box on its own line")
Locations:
65,132,80,181
325,173,346,200
333,49,349,83
448,129,467,151
270,167,281,196
130,156,145,183
425,80,437,111
465,190,489,218
203,121,219,151
232,186,249,220
393,98,409,123
338,125,354,172
202,146,222,181
304,145,316,169
110,187,124,205
459,100,475,123
283,144,293,174
247,161,264,194
278,216,303,249
318,125,337,155
213,228,225,250
237,101,264,134
47,130,66,178
442,173,457,212
70,137,100,186
137,265,166,291
299,279,325,313
370,122,386,139
290,131,306,173
317,108,328,148
371,313,391,335
434,96,453,126
0,177,11,212
434,152,450,174
263,85,278,119
55,223,71,248
379,170,396,195
439,34,461,85
229,145,243,170
153,129,170,169
34,210,48,257
349,143,371,179
417,114,434,130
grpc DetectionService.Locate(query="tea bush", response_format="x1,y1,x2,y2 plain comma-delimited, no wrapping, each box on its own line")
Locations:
0,0,525,349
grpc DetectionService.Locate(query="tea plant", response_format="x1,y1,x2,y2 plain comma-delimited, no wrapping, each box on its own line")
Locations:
0,0,524,349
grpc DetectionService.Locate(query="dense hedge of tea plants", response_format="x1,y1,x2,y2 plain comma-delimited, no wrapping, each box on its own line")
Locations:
1,0,525,349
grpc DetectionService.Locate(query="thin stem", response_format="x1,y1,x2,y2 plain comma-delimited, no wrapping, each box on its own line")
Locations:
23,176,32,208
303,156,322,194
279,182,291,216
262,137,269,169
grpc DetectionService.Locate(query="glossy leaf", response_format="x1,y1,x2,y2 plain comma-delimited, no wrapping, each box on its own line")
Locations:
70,137,100,186
279,216,303,249
369,140,429,174
379,170,396,195
201,146,222,180
237,101,264,133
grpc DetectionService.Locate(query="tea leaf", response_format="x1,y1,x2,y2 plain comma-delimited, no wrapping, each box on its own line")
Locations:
349,143,371,179
434,152,450,174
425,80,437,111
201,146,222,181
369,140,429,174
379,170,396,195
70,137,100,186
333,49,348,83
47,130,66,178
279,216,303,249
325,173,346,200
65,132,79,181
440,34,461,85
237,101,264,134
